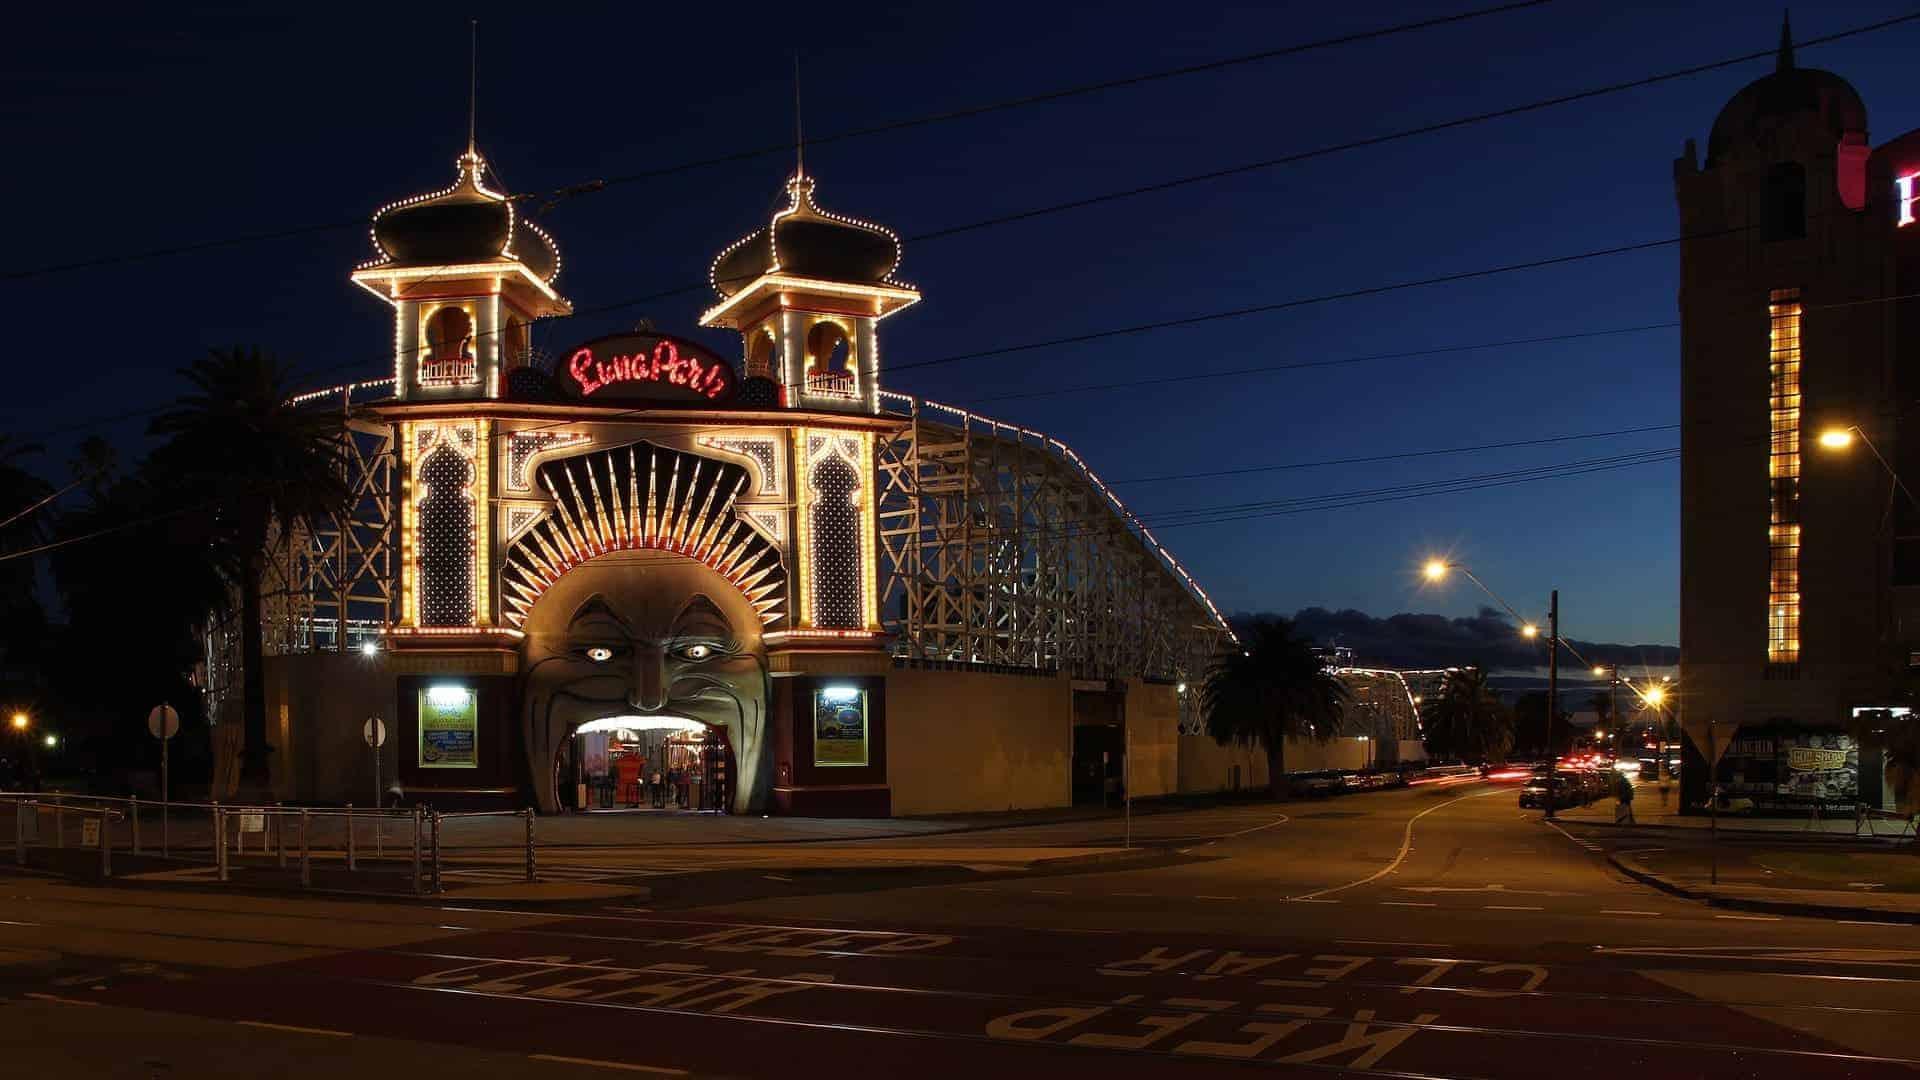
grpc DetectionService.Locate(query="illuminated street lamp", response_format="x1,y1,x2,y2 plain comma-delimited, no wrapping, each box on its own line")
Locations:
41,733,56,750
1422,558,1562,814
8,712,26,732
1819,423,1917,508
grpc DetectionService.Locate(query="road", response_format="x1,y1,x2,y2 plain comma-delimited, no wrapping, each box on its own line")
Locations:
6,781,1919,1077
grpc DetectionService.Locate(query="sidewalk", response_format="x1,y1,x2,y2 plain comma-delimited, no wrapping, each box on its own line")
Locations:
1554,777,1909,839
1612,845,1920,923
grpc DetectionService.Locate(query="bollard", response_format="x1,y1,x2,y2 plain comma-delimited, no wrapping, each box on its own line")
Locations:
410,806,422,896
430,811,442,895
216,807,229,882
524,807,536,883
14,799,24,866
100,813,112,879
276,804,286,869
346,804,357,871
299,809,310,889
131,797,141,856
54,796,63,850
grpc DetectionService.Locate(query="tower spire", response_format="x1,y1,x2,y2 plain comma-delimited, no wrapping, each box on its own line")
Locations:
792,52,805,178
1776,9,1795,74
467,19,479,156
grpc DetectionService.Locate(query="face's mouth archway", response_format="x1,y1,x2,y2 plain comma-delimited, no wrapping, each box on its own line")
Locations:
572,716,708,737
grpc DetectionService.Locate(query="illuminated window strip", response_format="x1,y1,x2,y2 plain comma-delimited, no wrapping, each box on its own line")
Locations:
876,389,1235,643
1768,289,1803,664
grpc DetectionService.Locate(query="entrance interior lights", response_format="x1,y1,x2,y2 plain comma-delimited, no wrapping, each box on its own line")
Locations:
819,685,861,704
427,685,473,708
574,716,706,737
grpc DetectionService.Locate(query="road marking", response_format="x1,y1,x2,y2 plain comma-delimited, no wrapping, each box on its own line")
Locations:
236,1020,353,1038
529,1053,688,1075
1485,905,1543,911
23,992,97,1007
1294,788,1502,899
1841,920,1907,927
1030,889,1069,895
1381,901,1437,907
1601,909,1663,916
1715,914,1783,922
762,874,793,883
1195,895,1240,901
1287,898,1339,904
1214,814,1291,840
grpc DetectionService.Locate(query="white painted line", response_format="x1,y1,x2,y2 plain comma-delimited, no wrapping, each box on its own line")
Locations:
1485,905,1543,911
236,1020,353,1038
1601,909,1663,916
529,1053,688,1075
1214,814,1291,840
1840,920,1906,927
1195,895,1241,901
23,992,97,1007
1287,898,1339,904
1381,901,1437,907
1031,890,1069,895
1295,788,1502,900
1714,914,1782,922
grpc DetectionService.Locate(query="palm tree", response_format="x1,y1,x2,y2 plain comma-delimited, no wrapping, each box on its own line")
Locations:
149,347,351,791
1425,666,1514,763
1202,617,1350,800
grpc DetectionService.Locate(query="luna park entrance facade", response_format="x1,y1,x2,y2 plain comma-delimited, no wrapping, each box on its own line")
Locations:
555,718,736,813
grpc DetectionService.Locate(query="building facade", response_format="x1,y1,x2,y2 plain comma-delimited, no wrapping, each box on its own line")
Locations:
1676,24,1920,812
255,139,1239,816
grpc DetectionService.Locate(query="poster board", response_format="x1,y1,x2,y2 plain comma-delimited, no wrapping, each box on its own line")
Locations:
419,686,478,769
812,686,869,767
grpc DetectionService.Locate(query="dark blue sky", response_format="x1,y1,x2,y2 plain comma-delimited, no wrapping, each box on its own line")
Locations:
5,1,1917,647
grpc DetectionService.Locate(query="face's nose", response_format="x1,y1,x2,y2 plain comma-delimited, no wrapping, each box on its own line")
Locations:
630,644,669,712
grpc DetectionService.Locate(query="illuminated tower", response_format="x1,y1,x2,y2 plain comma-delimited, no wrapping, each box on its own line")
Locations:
352,146,570,400
700,171,919,413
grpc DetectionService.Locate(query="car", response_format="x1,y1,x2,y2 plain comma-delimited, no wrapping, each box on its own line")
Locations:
1519,768,1588,810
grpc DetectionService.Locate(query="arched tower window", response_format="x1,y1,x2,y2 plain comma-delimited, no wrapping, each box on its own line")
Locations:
423,307,477,386
808,454,863,629
503,314,530,369
418,445,475,625
1764,162,1807,241
805,321,856,400
746,328,778,380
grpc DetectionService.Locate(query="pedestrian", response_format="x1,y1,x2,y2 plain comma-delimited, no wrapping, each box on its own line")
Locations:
1616,771,1636,824
651,769,665,809
666,766,681,808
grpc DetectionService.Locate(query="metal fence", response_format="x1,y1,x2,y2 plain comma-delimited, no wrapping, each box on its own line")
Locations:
2,793,535,896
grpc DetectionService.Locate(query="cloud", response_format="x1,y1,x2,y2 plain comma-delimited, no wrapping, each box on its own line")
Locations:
1241,606,1677,672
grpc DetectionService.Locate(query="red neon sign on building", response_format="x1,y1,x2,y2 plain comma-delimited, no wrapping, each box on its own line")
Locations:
1899,172,1918,228
562,333,738,404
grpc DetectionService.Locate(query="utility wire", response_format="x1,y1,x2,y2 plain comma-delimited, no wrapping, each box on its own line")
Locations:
0,1,1550,283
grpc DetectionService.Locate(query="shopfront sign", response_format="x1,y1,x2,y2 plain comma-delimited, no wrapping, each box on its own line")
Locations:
419,685,478,768
812,685,868,767
560,331,738,404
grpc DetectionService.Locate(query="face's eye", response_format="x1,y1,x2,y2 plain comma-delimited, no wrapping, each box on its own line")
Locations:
584,646,615,663
678,643,716,662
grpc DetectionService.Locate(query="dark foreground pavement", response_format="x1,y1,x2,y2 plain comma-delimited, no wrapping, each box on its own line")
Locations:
8,782,1920,1078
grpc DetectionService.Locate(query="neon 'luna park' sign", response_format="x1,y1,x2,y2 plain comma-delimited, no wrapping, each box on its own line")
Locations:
561,332,738,404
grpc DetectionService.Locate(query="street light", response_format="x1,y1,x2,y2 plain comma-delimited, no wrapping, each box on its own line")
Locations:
1422,557,1563,814
41,733,56,749
1819,423,1917,507
8,712,25,732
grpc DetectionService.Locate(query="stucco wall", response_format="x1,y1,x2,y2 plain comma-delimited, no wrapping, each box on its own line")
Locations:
1123,679,1180,799
264,654,396,805
885,667,1071,815
1178,735,1270,793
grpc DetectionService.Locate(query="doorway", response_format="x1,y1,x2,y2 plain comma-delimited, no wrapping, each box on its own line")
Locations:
1071,688,1126,807
555,718,734,813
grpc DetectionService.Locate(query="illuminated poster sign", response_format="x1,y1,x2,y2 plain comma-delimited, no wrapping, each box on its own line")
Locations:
560,331,738,405
1899,172,1917,227
812,685,869,767
419,685,478,768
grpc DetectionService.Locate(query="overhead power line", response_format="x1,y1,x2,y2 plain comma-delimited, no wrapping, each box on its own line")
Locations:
1,1,1550,283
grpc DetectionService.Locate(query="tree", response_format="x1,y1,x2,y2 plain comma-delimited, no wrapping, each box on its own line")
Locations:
1423,666,1514,763
1202,617,1351,800
148,347,350,791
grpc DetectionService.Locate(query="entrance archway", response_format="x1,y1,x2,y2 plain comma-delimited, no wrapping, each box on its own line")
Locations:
552,716,736,812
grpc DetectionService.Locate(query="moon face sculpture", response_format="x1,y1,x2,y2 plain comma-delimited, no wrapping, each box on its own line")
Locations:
518,556,772,814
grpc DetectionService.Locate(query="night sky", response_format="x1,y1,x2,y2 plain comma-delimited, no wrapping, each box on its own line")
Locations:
6,1,1917,652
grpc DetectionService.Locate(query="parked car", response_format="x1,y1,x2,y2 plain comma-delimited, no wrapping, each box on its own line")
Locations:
1518,767,1586,810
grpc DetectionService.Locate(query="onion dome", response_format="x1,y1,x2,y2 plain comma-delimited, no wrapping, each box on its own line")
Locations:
361,149,562,285
1705,17,1866,167
710,173,903,297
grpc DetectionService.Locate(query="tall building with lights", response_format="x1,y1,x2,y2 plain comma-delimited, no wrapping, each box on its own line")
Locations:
1675,20,1920,812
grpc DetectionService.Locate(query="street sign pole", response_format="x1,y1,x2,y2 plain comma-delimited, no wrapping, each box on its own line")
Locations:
147,704,179,857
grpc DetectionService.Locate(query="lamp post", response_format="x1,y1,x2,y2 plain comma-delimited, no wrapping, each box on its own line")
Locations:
1423,560,1559,816
1818,425,1917,508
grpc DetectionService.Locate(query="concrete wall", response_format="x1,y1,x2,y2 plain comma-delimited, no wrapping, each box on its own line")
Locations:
264,654,397,805
1178,735,1270,794
1123,679,1180,799
885,666,1071,816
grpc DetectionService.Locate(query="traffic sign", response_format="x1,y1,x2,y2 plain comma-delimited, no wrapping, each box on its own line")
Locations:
364,717,387,748
147,704,179,740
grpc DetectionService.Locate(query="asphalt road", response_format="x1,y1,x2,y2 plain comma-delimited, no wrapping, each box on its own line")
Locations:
7,780,1920,1078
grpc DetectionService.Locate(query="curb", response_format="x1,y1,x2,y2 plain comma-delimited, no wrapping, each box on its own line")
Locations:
1563,816,1910,843
1607,851,1920,925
